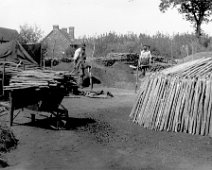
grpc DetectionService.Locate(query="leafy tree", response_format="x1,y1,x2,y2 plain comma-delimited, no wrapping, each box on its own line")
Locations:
18,24,43,44
159,0,212,38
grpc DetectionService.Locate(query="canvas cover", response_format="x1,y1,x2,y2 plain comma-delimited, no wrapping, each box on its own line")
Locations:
0,40,38,65
22,43,42,65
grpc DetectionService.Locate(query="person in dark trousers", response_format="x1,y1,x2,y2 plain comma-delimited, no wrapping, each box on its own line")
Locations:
138,44,152,76
73,44,87,88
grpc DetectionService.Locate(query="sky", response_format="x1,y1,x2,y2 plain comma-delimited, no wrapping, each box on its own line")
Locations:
1,0,212,38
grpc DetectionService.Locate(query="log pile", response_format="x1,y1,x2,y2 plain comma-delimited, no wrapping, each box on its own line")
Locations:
95,53,139,66
130,57,212,137
0,59,77,95
3,69,77,91
0,62,40,76
149,62,172,72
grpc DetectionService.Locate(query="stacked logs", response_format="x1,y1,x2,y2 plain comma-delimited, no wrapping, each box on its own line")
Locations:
4,69,77,91
130,57,212,137
95,53,139,66
149,63,172,72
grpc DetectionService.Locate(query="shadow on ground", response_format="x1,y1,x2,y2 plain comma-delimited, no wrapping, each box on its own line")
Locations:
20,117,96,130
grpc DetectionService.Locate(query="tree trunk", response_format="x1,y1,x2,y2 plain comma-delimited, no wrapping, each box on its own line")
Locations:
195,21,201,39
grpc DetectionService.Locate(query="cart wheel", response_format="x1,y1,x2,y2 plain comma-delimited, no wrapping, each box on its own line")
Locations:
49,119,67,130
49,111,68,130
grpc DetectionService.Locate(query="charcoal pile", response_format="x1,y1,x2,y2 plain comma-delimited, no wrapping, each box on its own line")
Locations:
130,57,212,137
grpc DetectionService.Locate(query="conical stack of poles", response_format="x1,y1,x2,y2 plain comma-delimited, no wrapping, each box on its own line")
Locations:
130,57,212,137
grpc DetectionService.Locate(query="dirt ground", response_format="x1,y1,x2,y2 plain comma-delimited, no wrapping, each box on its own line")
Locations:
0,86,211,170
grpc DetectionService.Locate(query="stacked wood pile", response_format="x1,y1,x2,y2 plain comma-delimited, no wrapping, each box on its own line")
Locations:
0,59,77,91
4,69,76,91
0,62,40,76
105,52,138,61
130,57,212,137
149,62,172,72
95,53,138,66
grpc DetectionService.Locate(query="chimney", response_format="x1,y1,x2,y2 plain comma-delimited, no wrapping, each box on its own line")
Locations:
53,25,59,30
61,28,67,33
69,26,75,40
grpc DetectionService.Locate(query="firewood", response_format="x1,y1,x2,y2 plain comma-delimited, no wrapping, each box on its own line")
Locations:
205,80,212,136
201,79,210,135
130,57,212,137
160,77,177,131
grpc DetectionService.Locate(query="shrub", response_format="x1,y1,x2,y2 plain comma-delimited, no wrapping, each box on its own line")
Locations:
0,125,18,152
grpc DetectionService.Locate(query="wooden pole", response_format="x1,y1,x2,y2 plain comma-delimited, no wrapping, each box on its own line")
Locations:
135,65,139,93
89,41,95,91
9,91,14,126
2,58,6,96
52,40,56,69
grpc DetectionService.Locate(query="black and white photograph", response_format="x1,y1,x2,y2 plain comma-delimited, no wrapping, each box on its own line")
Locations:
0,0,212,169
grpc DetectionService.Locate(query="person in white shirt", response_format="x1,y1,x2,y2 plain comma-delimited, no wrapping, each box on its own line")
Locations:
73,44,86,67
138,44,152,76
73,44,87,87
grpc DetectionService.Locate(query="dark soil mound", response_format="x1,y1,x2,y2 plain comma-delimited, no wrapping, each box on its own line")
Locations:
53,62,75,72
92,62,135,89
53,61,136,89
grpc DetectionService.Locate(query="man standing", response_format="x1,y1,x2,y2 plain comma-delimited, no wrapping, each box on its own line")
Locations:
138,44,152,76
73,44,87,87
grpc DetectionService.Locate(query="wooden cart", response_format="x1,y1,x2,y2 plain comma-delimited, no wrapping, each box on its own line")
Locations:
6,85,68,129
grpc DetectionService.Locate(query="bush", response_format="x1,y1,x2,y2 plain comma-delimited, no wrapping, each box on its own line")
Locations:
0,125,18,152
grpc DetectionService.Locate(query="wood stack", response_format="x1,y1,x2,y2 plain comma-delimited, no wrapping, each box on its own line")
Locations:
95,53,139,66
4,69,77,91
130,57,212,137
149,62,172,72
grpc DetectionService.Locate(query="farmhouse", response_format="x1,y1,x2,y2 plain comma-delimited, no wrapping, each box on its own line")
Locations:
41,25,79,60
0,27,19,43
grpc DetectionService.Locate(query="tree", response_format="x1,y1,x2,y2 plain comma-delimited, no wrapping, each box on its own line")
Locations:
159,0,212,38
18,24,43,44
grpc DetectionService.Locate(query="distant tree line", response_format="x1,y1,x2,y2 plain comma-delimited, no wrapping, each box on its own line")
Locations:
18,24,212,60
84,32,212,59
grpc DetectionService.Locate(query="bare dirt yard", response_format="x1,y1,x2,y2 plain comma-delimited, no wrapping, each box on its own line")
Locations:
1,86,212,170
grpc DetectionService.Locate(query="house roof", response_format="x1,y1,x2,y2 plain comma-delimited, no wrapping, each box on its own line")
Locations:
40,28,83,45
40,29,70,43
61,30,71,42
0,27,19,42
